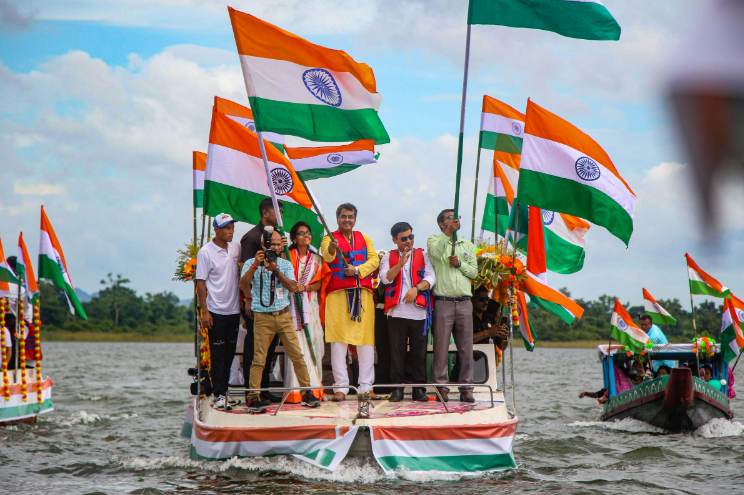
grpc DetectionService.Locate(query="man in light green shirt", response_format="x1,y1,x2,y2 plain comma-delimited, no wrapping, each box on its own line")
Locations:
426,209,478,403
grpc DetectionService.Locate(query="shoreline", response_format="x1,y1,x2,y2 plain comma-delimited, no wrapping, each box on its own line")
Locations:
43,332,604,348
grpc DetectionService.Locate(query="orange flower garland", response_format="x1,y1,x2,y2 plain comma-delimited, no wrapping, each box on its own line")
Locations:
34,300,42,404
495,346,502,369
18,297,27,402
1,297,8,401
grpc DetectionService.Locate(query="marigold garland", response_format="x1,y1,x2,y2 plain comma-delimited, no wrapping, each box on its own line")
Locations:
34,300,42,404
18,297,27,403
1,297,8,401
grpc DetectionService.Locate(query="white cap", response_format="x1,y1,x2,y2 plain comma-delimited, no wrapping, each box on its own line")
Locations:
213,213,237,228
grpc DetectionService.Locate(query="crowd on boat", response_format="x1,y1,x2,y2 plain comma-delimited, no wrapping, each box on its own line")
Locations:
1,257,42,370
195,199,510,413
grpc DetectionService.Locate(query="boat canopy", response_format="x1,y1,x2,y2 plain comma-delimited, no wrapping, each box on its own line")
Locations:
597,343,721,361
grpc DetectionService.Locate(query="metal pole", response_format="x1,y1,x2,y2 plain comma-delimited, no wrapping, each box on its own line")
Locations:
14,285,20,374
199,214,207,248
507,203,520,416
689,288,701,374
499,303,506,392
256,131,319,370
193,207,198,358
470,142,482,243
451,24,472,256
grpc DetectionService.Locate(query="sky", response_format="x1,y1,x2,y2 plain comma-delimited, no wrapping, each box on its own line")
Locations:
1,0,742,310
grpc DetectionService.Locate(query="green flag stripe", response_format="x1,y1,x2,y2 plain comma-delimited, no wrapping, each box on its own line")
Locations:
610,326,644,353
297,164,362,181
649,313,676,326
377,452,516,472
689,280,730,298
479,131,523,153
203,181,323,249
193,189,204,209
38,255,88,319
544,228,585,275
530,294,575,324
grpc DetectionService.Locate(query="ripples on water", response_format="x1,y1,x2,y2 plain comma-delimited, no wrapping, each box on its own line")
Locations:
0,343,742,494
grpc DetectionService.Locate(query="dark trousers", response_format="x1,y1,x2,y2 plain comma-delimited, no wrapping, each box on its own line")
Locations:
388,317,427,393
374,307,392,393
243,316,278,394
208,312,240,397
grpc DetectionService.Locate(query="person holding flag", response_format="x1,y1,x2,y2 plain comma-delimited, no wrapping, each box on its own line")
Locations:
638,315,674,372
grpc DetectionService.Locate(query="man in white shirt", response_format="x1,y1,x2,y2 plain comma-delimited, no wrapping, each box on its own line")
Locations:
196,213,241,410
379,222,435,402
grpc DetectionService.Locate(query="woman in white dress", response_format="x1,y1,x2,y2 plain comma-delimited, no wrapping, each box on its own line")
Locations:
285,221,325,402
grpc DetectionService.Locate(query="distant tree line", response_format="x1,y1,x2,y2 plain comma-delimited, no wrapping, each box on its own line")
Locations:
528,289,723,343
39,275,192,334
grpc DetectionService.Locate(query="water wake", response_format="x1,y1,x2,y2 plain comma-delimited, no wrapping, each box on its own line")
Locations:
567,418,666,433
694,418,744,438
41,410,138,426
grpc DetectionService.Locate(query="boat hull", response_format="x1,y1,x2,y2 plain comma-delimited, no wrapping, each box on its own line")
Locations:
0,371,54,425
601,368,732,432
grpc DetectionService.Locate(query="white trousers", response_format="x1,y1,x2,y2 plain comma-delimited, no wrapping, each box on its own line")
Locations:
331,342,375,394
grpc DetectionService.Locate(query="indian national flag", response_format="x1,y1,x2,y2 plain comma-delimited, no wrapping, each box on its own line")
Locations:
516,291,535,351
38,207,87,319
519,270,584,324
517,100,636,246
526,205,547,282
610,299,649,353
228,8,389,144
193,151,206,209
204,108,324,247
16,233,39,305
285,140,377,181
483,151,590,274
468,0,621,41
685,253,730,298
642,288,676,326
214,96,285,152
721,295,744,363
0,236,19,298
480,95,524,154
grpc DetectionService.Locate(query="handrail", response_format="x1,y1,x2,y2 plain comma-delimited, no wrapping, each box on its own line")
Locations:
225,383,497,416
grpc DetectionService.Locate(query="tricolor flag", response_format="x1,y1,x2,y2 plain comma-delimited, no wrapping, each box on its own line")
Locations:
526,205,547,282
16,233,39,305
193,151,206,209
203,108,324,247
610,299,649,353
213,96,285,152
468,0,621,41
642,288,676,326
228,8,389,144
285,140,377,181
516,291,535,351
0,236,19,298
517,100,636,246
38,207,87,319
721,295,744,363
483,152,590,274
480,95,524,154
685,253,730,298
519,270,584,324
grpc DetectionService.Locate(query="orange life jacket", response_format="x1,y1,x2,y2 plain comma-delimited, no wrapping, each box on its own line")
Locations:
383,248,428,314
326,231,374,294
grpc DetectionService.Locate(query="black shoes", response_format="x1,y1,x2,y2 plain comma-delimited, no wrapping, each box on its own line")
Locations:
301,391,321,408
389,389,404,402
247,394,270,407
460,390,475,403
246,397,268,414
412,388,428,402
261,392,283,403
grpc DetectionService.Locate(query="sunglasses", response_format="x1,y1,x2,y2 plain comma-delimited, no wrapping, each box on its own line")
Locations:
399,234,414,242
296,230,312,236
444,214,458,220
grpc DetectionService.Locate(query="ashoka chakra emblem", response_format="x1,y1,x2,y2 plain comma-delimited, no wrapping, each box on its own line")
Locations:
542,210,554,226
327,153,344,165
617,318,628,331
652,303,662,313
511,122,522,135
575,156,600,181
303,68,342,107
246,121,256,132
271,168,294,195
738,309,744,322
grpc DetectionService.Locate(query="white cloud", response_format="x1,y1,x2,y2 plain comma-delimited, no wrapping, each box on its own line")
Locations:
13,183,67,196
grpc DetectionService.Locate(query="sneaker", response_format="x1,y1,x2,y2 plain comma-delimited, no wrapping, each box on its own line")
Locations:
227,398,241,406
301,391,321,408
214,396,232,411
246,394,270,407
246,397,267,414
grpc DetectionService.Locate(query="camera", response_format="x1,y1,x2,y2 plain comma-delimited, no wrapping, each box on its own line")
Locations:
262,226,278,263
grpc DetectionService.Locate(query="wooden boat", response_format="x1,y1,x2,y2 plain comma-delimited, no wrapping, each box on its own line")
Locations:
182,343,518,474
597,344,733,432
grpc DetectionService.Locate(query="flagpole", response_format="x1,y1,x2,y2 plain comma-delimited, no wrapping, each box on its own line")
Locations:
193,206,198,358
451,24,472,256
294,174,350,268
689,286,701,374
507,202,520,416
199,214,206,248
256,131,319,372
469,142,482,243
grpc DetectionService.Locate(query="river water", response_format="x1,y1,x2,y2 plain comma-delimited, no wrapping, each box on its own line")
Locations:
1,342,742,494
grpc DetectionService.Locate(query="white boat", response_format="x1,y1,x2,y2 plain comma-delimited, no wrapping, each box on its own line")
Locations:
182,343,517,474
0,368,54,425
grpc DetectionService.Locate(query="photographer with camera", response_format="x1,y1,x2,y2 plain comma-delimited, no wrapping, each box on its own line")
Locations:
239,227,320,412
196,213,241,411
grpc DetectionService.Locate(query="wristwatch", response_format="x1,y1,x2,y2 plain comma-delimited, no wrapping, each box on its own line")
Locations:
416,286,423,295
354,266,359,276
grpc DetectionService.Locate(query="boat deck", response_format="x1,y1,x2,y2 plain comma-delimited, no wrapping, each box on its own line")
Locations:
220,396,503,420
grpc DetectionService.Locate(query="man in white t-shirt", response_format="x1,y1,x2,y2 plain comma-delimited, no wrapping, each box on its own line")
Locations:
196,213,241,410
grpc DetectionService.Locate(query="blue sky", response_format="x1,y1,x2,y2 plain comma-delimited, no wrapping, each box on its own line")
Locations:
1,0,742,315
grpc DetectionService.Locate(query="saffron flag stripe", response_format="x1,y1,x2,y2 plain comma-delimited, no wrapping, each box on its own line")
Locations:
194,423,341,443
214,96,285,145
686,253,730,298
371,421,517,442
642,288,677,326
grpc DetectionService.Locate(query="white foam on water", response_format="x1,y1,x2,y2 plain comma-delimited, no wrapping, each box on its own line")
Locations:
694,419,744,438
77,393,107,401
514,434,530,441
112,455,204,471
41,411,138,426
567,419,666,433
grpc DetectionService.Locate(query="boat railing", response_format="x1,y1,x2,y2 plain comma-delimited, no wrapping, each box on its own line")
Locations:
226,383,496,416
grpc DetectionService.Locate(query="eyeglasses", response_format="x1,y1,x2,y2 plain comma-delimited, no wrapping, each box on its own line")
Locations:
338,215,355,220
296,230,311,236
399,234,414,242
444,214,456,220
476,296,489,302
